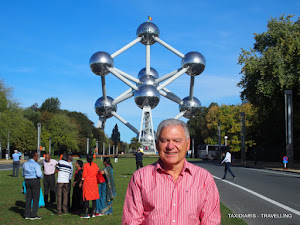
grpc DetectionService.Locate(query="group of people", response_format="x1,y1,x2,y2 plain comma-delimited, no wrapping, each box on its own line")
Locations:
22,152,116,220
21,118,228,224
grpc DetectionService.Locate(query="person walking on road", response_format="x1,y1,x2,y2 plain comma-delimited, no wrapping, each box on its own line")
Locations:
12,150,22,177
22,151,43,220
134,148,143,170
221,149,236,180
42,153,58,207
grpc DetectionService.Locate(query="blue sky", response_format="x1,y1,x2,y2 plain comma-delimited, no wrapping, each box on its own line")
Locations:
0,0,299,143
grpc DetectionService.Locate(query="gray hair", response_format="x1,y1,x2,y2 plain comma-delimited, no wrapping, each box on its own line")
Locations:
156,119,190,141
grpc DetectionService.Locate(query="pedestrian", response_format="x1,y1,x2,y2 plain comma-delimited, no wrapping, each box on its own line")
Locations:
71,160,84,214
56,154,72,215
95,157,116,216
67,155,73,210
22,151,43,220
221,149,236,180
81,154,100,219
42,153,58,207
12,149,22,177
122,119,221,224
134,147,143,170
114,153,118,163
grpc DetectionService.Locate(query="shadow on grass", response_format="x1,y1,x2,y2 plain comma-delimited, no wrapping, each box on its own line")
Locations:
9,201,25,216
121,173,133,176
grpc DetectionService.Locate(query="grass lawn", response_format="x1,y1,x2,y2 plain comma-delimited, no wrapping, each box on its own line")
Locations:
0,157,246,224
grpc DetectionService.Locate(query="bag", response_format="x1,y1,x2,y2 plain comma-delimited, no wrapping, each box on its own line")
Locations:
97,171,105,184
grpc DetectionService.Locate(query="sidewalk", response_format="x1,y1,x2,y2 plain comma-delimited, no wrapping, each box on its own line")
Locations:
232,160,300,174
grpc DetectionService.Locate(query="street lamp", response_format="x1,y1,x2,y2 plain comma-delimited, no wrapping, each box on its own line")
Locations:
48,138,51,156
224,136,228,146
37,123,41,159
285,90,294,166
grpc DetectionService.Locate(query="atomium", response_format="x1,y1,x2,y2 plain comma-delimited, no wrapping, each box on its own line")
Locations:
90,51,114,76
179,97,201,119
134,85,160,109
89,20,206,154
136,22,160,45
182,51,206,76
95,96,116,118
138,67,159,79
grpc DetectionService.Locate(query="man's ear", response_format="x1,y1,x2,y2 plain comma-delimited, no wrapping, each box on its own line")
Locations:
187,138,191,151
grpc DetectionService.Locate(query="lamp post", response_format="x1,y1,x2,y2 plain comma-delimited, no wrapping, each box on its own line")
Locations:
240,112,246,163
86,138,89,154
285,90,294,166
37,123,41,159
224,136,228,147
48,138,51,156
6,131,10,160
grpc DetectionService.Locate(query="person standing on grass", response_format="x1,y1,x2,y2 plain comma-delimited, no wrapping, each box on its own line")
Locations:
42,153,58,207
12,149,22,177
71,160,84,214
95,157,116,216
134,148,143,170
56,154,72,215
221,149,236,180
81,154,100,219
22,151,43,220
122,119,221,225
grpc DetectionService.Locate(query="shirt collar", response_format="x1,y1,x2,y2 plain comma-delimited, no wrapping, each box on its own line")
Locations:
154,159,192,176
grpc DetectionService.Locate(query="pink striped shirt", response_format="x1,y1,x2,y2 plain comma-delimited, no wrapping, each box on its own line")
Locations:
122,160,221,225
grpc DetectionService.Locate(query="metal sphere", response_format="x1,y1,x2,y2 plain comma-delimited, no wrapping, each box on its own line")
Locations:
137,67,159,79
181,51,206,76
138,75,156,86
134,85,160,109
95,96,117,118
136,22,160,45
89,51,114,76
179,96,201,119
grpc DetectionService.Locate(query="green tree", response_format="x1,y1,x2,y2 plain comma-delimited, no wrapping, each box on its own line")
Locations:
238,15,300,160
205,103,256,153
111,124,120,145
129,137,141,152
43,113,79,154
40,97,61,113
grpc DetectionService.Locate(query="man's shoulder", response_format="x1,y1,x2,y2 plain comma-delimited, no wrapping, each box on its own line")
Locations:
186,161,213,177
133,163,156,176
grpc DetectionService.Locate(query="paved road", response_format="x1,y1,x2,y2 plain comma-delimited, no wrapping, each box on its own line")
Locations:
193,161,300,225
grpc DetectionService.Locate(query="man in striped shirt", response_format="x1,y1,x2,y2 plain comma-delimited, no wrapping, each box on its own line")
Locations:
56,154,73,215
122,119,221,225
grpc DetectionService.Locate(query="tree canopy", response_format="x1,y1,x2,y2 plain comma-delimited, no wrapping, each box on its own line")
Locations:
238,15,300,160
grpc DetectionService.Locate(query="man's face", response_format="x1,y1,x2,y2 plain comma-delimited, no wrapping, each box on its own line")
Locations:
157,125,190,168
33,153,38,162
45,154,50,162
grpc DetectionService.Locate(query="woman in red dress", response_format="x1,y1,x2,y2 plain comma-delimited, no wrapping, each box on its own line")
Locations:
81,154,100,218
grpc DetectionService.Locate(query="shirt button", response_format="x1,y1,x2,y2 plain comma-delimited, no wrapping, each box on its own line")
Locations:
173,220,176,222
173,203,176,206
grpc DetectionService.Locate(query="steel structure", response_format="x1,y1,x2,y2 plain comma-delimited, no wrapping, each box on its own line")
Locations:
89,21,206,154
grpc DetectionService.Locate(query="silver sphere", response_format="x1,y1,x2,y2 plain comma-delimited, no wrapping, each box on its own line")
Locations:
138,75,156,86
136,22,160,45
138,67,159,79
134,85,160,109
179,96,201,119
182,51,206,76
95,96,117,118
89,51,114,76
